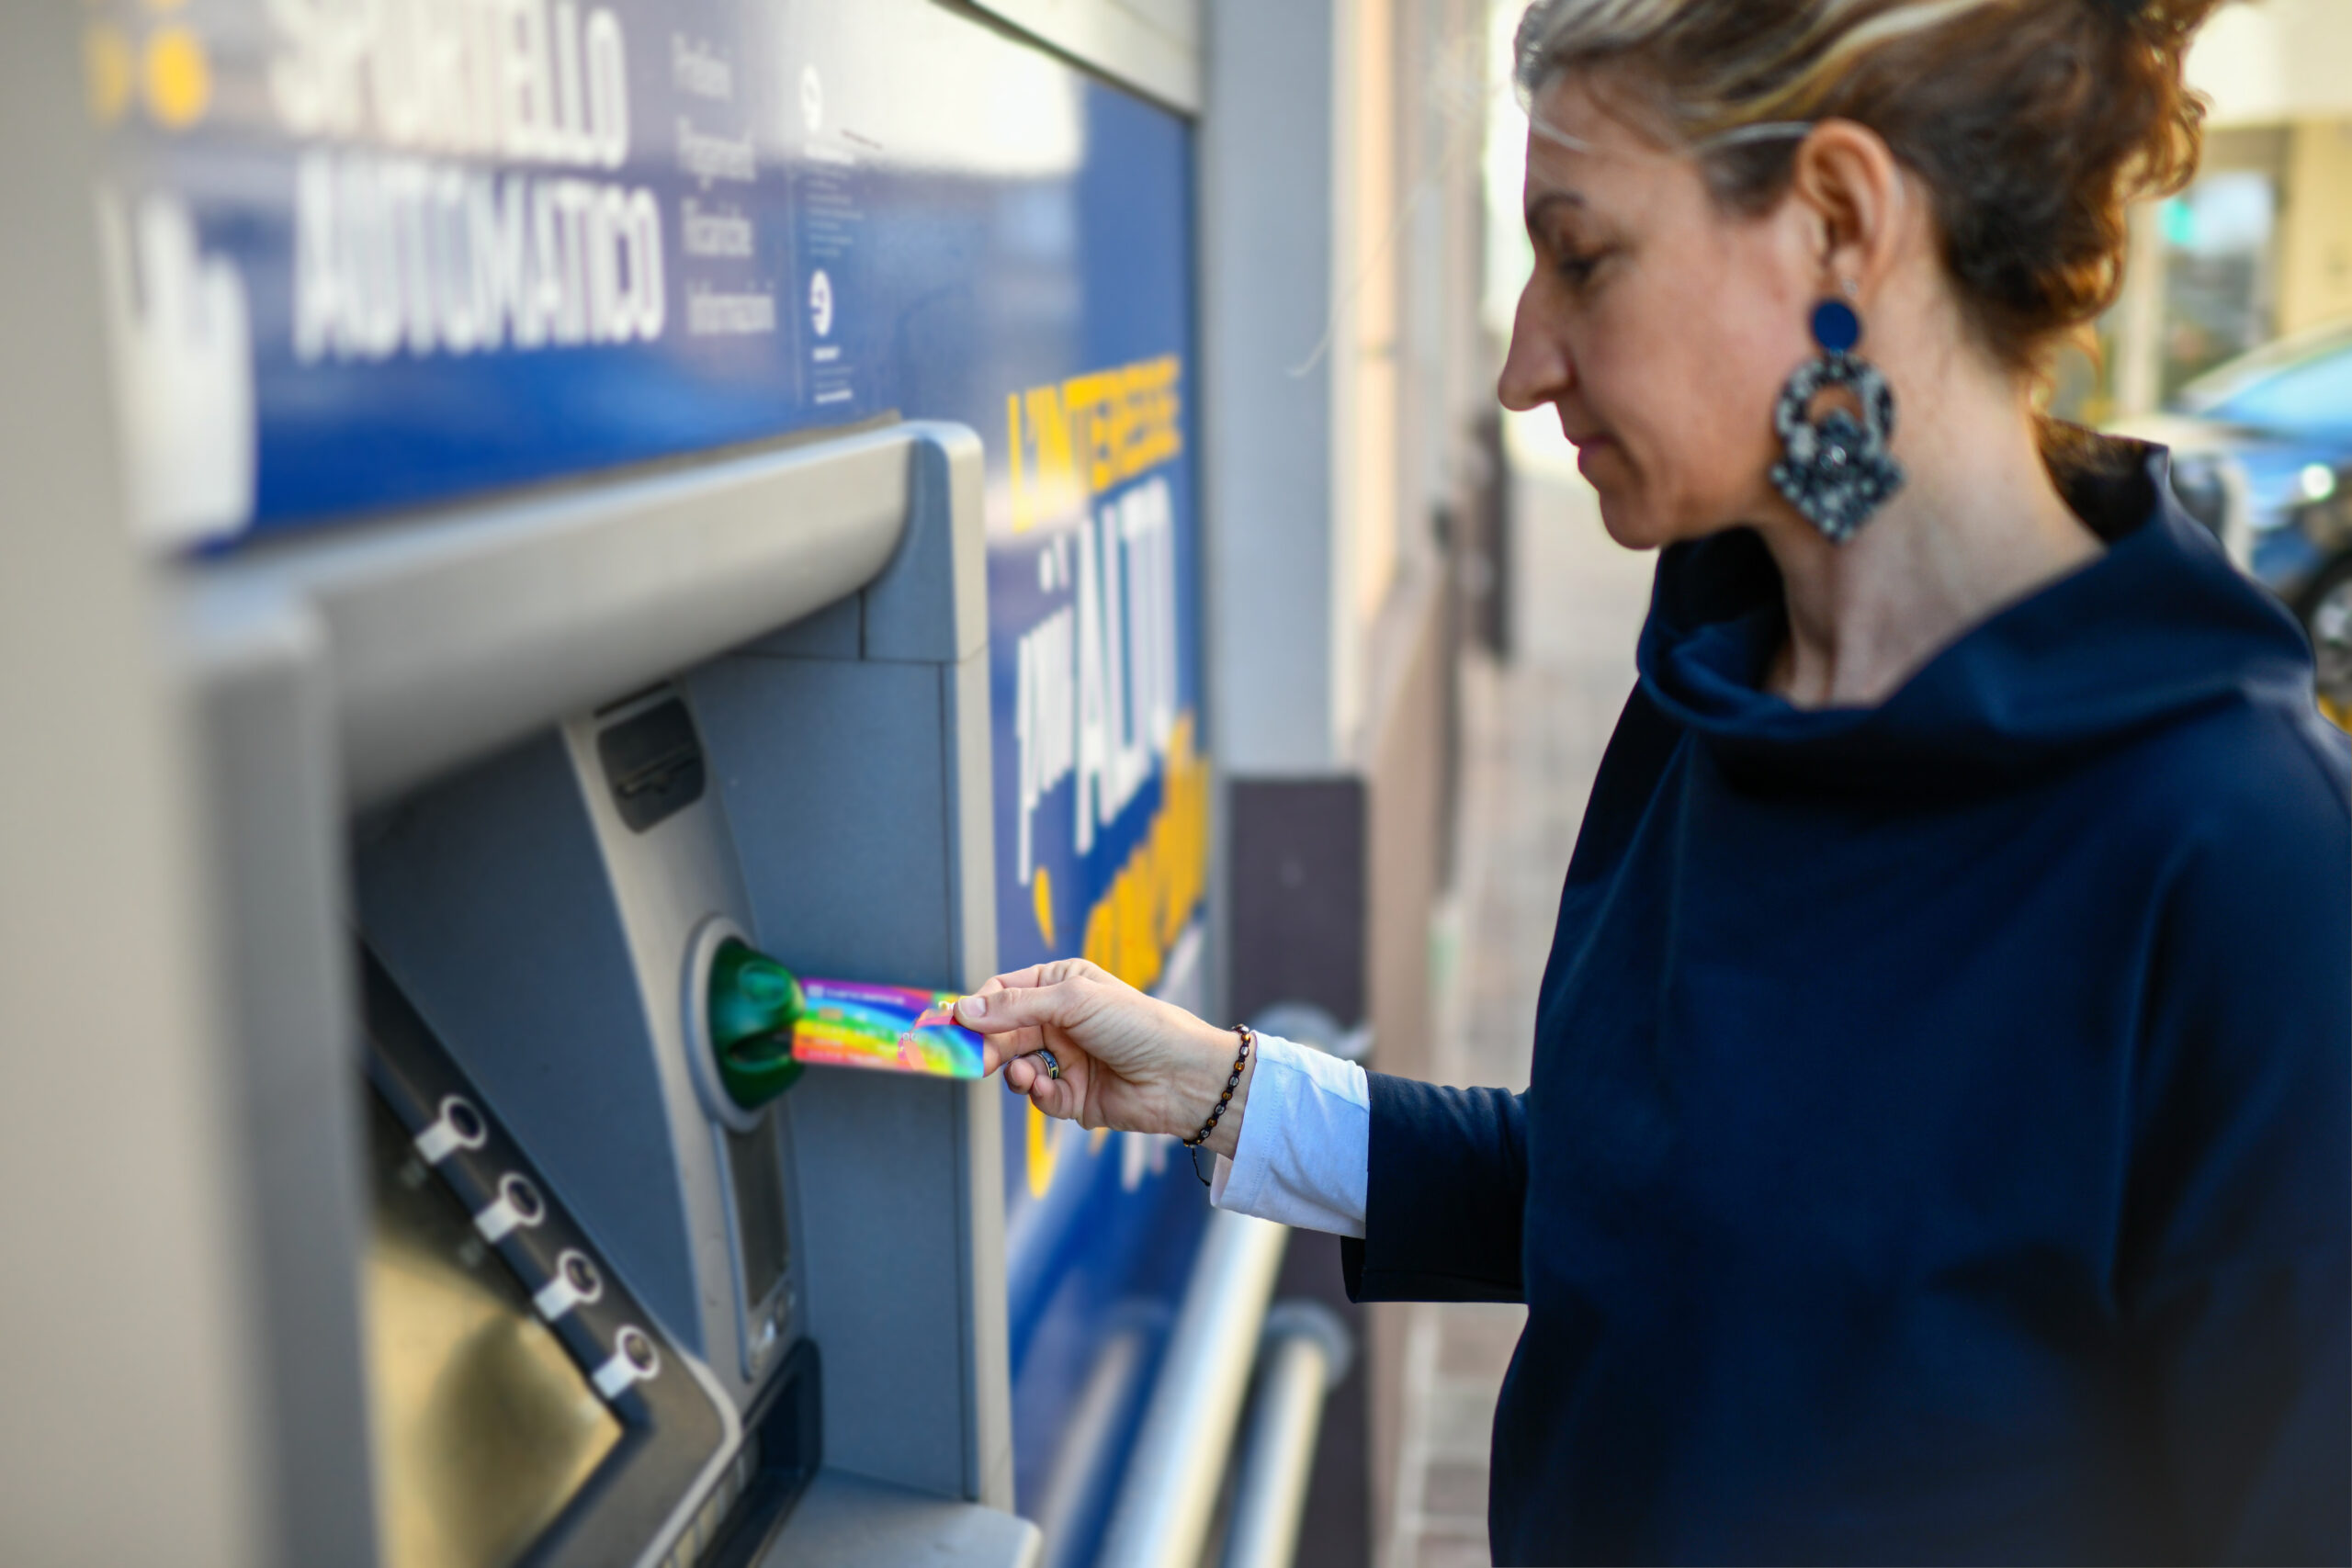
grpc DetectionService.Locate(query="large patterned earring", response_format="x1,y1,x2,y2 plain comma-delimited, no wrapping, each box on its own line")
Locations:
1769,290,1904,543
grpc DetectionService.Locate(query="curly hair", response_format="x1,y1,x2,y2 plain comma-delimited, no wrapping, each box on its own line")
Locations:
1513,0,2222,379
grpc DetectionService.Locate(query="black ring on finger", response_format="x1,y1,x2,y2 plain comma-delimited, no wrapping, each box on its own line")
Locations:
1033,1047,1062,1081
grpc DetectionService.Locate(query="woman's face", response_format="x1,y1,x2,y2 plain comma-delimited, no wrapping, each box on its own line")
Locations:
1498,75,1821,551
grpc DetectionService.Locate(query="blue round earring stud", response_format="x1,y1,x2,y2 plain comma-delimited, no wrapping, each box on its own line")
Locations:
1810,297,1861,355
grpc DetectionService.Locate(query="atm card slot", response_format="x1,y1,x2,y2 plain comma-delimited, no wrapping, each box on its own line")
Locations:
596,696,707,833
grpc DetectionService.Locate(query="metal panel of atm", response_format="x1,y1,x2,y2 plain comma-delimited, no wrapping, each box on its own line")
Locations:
175,422,1033,1568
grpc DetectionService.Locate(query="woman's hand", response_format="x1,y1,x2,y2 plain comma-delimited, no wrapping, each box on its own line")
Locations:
955,959,1257,1159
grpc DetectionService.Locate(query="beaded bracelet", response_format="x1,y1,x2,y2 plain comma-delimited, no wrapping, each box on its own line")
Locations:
1182,1025,1254,1187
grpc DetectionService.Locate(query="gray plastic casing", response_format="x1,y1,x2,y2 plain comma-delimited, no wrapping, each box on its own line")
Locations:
168,422,1030,1568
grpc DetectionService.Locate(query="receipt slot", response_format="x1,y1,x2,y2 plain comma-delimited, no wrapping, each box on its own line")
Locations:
174,423,1035,1567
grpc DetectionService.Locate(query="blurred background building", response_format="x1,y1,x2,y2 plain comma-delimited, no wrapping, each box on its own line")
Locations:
2076,0,2352,726
2102,0,2352,412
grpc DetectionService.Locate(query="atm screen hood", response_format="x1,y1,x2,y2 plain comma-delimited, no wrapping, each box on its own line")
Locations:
174,421,982,810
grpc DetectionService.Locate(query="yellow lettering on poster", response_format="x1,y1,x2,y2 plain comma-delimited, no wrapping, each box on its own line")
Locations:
143,27,212,130
1032,865,1058,948
1007,355,1184,532
1027,1102,1057,1198
1024,720,1205,1201
1078,714,1209,995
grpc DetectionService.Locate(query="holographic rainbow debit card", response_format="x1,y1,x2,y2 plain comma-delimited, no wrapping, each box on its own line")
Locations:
789,977,985,1078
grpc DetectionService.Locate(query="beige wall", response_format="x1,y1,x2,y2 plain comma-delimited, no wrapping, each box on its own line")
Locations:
1339,1,1493,1559
1347,0,1403,633
2190,0,2352,129
1329,0,1405,750
2278,118,2352,338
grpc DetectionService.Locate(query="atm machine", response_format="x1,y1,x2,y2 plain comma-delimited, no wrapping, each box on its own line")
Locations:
44,0,1245,1563
178,422,1029,1566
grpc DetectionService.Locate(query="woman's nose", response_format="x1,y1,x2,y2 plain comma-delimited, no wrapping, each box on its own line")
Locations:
1497,280,1572,412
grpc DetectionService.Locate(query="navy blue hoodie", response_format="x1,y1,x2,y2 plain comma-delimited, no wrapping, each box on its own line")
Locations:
1344,446,2350,1563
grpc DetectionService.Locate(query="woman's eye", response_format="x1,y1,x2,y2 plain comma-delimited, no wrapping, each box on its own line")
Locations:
1553,248,1606,289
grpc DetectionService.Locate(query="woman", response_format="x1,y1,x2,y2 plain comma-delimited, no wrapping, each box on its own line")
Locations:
959,0,2350,1560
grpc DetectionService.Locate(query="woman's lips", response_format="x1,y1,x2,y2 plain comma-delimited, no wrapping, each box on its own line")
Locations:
1570,433,1620,487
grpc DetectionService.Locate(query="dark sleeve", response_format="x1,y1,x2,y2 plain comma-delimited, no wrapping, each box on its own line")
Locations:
1340,1073,1528,1303
2123,741,2350,1563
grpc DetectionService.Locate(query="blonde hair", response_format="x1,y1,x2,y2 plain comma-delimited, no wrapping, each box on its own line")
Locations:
1513,0,2220,376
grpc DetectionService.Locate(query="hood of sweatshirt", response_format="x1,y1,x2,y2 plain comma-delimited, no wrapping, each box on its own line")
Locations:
1635,439,2321,796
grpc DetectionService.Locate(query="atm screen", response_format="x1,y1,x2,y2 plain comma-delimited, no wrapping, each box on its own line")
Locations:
363,1090,623,1568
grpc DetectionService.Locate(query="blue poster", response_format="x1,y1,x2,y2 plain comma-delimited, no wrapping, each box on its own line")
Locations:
92,0,1208,1550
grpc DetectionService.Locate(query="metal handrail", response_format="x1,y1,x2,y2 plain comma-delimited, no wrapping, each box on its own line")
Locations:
1218,1301,1354,1568
1093,1210,1290,1568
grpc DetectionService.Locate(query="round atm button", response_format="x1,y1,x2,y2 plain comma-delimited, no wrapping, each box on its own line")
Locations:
503,1174,543,1222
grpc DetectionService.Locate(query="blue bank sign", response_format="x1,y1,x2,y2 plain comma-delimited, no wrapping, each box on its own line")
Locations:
96,0,1209,1541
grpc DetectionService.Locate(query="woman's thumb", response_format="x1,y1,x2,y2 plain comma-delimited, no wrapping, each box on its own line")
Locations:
956,983,1065,1034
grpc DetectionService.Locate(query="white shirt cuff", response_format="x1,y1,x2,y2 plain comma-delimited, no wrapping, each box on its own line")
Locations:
1208,1032,1370,1238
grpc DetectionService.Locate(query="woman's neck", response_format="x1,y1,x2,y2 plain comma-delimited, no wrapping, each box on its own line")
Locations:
1758,372,2102,709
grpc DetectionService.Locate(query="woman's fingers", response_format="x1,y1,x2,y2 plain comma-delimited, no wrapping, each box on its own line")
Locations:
968,958,1105,1002
1003,1045,1078,1107
977,1015,1048,1077
959,961,1127,1124
1023,1059,1087,1122
993,1042,1091,1123
955,988,1016,1032
956,980,1079,1036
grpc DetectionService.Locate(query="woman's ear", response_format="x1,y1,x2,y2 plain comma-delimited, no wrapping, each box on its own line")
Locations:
1785,118,1905,290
